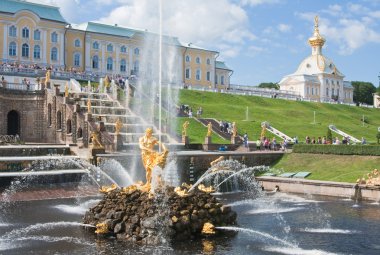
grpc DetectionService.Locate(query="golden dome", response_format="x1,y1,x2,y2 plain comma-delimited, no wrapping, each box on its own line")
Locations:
308,16,325,47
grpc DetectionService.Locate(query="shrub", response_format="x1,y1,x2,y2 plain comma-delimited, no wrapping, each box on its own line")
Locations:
293,144,380,156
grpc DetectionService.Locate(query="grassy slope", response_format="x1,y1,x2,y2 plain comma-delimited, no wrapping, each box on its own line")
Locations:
176,118,227,144
272,153,380,183
179,89,380,143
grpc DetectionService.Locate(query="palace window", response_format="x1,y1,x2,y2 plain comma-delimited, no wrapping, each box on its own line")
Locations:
134,48,140,55
74,39,80,47
120,59,127,72
215,75,218,84
332,88,335,96
9,26,17,37
93,41,99,50
326,87,329,96
196,69,201,80
206,71,210,81
9,42,16,56
185,68,190,79
107,44,113,52
51,47,58,61
51,32,58,43
22,43,29,57
34,45,41,59
22,27,29,38
312,87,314,95
221,75,225,85
120,45,127,53
34,30,41,41
107,57,113,71
196,57,200,64
92,55,99,69
133,60,139,74
207,58,210,65
185,55,190,62
74,53,80,67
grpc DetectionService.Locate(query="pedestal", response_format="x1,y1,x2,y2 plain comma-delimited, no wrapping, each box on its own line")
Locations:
182,135,189,144
63,97,69,104
231,135,239,144
204,136,212,144
85,113,92,121
54,84,60,95
116,134,124,151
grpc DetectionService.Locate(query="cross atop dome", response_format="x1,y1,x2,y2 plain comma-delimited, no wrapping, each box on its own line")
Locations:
308,16,326,55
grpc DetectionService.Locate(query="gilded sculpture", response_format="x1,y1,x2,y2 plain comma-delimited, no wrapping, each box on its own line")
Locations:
232,122,237,137
206,122,212,137
64,83,69,97
115,118,123,135
87,99,92,113
182,121,189,136
138,128,168,189
90,130,104,149
45,70,51,84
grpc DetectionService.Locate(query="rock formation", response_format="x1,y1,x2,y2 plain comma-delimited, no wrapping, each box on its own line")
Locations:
83,183,237,244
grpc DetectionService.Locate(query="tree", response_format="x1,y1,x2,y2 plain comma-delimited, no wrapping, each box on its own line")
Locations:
326,128,333,144
258,82,279,90
351,81,376,105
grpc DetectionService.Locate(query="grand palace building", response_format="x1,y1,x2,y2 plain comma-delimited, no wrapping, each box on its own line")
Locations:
279,17,354,103
0,0,232,89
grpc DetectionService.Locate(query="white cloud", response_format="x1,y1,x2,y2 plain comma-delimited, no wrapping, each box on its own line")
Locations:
321,4,342,16
97,0,255,58
320,18,380,55
241,0,280,6
247,45,266,56
369,10,380,18
277,23,291,32
347,3,370,14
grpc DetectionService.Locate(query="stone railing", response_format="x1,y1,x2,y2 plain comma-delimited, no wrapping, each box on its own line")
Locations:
0,82,40,91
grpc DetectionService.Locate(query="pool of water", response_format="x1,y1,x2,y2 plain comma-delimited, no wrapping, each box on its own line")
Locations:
0,191,379,255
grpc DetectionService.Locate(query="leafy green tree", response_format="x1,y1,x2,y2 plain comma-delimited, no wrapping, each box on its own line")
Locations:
327,128,333,144
258,82,279,90
376,131,380,144
351,81,376,105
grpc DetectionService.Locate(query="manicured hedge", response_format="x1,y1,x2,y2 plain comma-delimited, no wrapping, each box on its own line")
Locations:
293,144,380,156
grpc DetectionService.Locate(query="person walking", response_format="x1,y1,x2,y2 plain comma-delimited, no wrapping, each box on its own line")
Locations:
243,133,249,150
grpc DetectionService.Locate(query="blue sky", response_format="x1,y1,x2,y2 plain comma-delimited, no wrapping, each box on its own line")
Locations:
32,0,380,87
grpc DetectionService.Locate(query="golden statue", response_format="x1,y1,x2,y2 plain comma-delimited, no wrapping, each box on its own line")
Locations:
104,75,110,89
138,128,168,189
201,222,216,235
64,83,69,97
260,125,266,139
115,118,123,135
99,183,117,193
95,222,108,234
198,184,215,193
45,70,51,84
232,122,237,137
206,122,212,137
87,99,92,113
90,130,104,149
359,169,380,186
182,121,189,136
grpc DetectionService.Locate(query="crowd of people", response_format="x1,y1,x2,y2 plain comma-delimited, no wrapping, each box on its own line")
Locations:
304,135,366,145
219,120,233,134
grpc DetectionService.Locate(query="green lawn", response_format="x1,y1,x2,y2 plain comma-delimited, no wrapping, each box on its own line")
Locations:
179,90,380,143
271,153,380,183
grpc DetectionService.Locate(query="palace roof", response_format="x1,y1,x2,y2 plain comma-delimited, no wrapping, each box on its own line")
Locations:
1,0,67,23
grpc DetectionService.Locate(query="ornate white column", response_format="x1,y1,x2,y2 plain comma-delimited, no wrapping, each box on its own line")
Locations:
42,29,47,65
85,34,91,71
59,32,64,67
101,41,106,74
3,23,8,61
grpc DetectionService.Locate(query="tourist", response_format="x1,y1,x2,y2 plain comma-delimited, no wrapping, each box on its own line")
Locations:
271,137,277,150
282,139,288,151
188,110,193,118
322,136,327,144
361,137,367,145
317,137,322,144
243,133,249,150
256,139,261,150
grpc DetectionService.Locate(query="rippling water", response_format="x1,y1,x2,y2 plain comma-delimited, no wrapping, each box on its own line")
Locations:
0,191,379,255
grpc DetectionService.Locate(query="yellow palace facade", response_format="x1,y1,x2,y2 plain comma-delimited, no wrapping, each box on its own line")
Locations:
0,0,232,89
